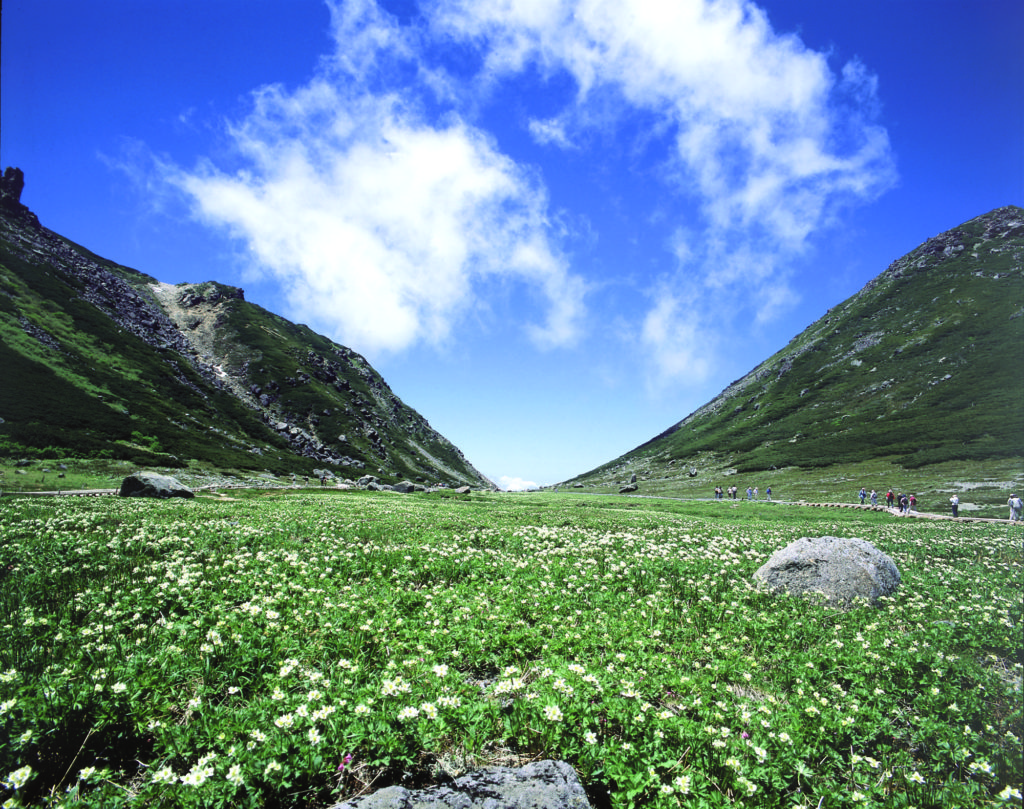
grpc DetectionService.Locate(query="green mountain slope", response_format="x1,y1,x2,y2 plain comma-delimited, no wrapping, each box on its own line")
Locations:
562,205,1024,505
0,168,489,486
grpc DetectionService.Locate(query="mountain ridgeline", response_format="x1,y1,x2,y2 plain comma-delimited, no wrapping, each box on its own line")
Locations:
0,168,490,487
565,205,1024,489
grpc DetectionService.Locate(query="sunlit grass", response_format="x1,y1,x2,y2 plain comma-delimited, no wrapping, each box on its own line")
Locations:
1,492,1020,808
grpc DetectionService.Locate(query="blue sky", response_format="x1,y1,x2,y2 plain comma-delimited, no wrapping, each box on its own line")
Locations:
4,0,1021,489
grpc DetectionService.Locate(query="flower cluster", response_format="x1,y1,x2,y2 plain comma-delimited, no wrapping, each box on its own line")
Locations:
0,490,1019,808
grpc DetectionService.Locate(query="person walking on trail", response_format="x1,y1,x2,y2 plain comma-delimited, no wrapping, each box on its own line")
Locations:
746,487,753,500
859,488,867,505
886,490,894,508
766,486,772,501
753,487,759,500
1010,494,1023,521
909,494,916,512
870,489,878,507
950,494,959,518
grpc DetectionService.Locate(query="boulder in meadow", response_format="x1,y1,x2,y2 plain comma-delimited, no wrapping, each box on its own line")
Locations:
754,536,899,608
328,759,590,809
118,471,194,499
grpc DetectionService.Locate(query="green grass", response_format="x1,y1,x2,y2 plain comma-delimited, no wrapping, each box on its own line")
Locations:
1,491,1020,807
568,456,1024,520
0,459,310,495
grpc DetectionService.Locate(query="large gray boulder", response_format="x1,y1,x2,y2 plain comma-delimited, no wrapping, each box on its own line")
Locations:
329,760,590,809
119,472,194,499
754,536,900,608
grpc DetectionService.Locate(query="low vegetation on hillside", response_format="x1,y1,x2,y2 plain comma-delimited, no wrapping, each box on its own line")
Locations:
564,207,1024,500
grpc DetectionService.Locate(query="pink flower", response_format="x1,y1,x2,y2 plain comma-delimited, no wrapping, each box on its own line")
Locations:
336,754,353,774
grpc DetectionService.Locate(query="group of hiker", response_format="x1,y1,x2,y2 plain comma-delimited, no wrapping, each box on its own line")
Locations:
705,482,1024,520
859,487,1024,520
714,485,772,501
859,487,916,513
856,487,921,514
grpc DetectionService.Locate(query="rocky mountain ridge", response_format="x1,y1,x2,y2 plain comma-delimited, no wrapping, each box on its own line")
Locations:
0,168,491,486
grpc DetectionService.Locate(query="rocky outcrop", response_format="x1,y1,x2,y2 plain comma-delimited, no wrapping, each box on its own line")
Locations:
118,472,194,499
754,536,900,608
177,283,245,308
0,167,39,227
329,760,590,809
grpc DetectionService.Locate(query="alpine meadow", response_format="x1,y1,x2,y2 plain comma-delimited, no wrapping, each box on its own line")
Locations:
2,4,1024,799
0,491,1021,808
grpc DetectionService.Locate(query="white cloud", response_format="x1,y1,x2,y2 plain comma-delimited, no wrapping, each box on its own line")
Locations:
640,287,712,392
429,0,897,384
170,0,585,356
499,475,540,491
527,116,574,149
166,0,895,389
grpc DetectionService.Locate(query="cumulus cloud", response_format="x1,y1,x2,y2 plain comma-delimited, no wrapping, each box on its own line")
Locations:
499,475,540,491
171,0,585,356
433,0,893,230
168,0,895,387
429,0,897,384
